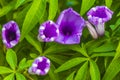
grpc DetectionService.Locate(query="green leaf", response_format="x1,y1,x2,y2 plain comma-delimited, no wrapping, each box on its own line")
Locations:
93,42,116,52
15,0,25,9
105,0,112,8
14,4,31,27
26,60,34,67
110,18,120,31
91,52,115,58
0,49,5,65
18,58,29,71
20,0,46,41
0,66,12,74
44,44,69,55
80,0,95,15
30,53,38,58
16,73,26,80
48,0,58,20
55,57,87,73
75,61,88,80
48,63,59,80
102,58,120,80
68,44,88,57
85,39,106,54
90,60,100,80
115,41,120,59
4,73,14,80
46,55,67,65
66,71,75,80
25,34,42,53
102,41,120,80
6,49,17,70
0,0,7,6
0,1,16,17
117,12,120,17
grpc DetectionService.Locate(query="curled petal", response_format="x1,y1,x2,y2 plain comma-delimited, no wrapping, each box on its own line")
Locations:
86,21,98,39
55,8,85,44
28,56,50,76
38,21,59,42
95,23,105,36
2,21,20,48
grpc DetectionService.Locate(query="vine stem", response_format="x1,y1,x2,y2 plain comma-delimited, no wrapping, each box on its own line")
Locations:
23,70,34,80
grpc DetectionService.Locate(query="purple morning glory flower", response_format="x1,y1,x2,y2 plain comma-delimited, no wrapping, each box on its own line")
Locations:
2,21,20,48
87,6,113,35
28,56,50,75
55,8,85,44
38,20,59,42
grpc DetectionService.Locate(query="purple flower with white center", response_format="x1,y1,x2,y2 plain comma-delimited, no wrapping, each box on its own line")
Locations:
28,56,50,75
2,21,20,48
87,6,113,35
38,20,59,42
55,8,85,44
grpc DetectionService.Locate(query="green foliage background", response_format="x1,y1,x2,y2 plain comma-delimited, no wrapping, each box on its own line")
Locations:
0,0,120,80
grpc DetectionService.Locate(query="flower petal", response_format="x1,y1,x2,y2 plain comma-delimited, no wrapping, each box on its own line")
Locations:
87,6,113,25
87,6,113,35
55,8,85,44
38,20,59,42
2,21,20,48
28,56,50,76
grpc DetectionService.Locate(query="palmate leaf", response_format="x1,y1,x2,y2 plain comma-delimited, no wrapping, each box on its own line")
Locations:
68,44,88,57
4,73,14,80
48,0,58,20
75,61,88,80
20,0,46,41
18,58,29,71
80,0,96,15
90,60,100,80
16,73,26,80
6,49,17,70
55,57,87,73
0,66,12,74
66,71,75,80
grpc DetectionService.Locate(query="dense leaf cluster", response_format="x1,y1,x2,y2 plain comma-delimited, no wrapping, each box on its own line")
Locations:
0,0,120,80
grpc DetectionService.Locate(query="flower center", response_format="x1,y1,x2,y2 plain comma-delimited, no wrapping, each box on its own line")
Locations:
61,26,74,36
92,8,107,18
43,24,57,38
37,59,47,71
6,30,16,42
